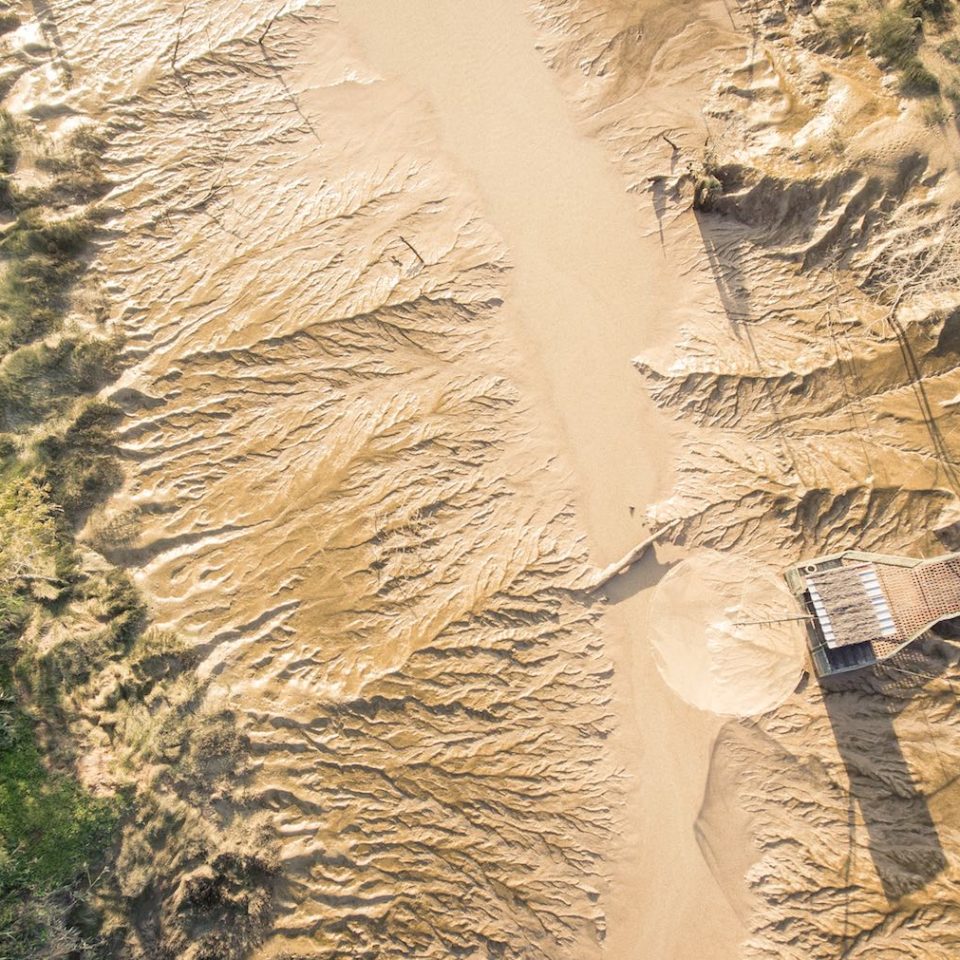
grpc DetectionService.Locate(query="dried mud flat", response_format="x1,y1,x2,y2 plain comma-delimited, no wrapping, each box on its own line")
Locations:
5,0,960,958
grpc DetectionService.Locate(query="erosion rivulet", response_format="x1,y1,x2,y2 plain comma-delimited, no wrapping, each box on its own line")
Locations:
5,0,960,958
532,0,960,954
3,2,617,958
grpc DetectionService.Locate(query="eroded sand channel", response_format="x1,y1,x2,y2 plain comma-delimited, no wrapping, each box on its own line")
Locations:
337,0,675,560
335,4,741,959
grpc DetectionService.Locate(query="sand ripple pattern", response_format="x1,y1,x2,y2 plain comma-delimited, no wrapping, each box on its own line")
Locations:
13,4,613,957
530,0,960,956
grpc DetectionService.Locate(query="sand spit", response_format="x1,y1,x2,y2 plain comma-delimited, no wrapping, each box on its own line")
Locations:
530,0,960,956
4,3,623,958
649,551,806,716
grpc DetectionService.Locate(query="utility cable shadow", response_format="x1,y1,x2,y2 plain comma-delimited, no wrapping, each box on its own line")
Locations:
259,35,323,148
692,205,805,483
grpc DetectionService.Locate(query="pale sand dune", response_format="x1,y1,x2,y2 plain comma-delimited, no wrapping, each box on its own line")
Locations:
334,5,748,959
528,0,960,958
649,552,807,717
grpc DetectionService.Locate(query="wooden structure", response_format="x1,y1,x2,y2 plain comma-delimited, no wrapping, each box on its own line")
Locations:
785,550,960,677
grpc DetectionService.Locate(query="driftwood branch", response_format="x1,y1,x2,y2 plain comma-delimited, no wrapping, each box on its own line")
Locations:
585,519,680,593
399,235,425,265
259,5,284,45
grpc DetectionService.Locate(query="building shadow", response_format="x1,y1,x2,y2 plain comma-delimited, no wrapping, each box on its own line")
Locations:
695,209,753,328
821,636,950,901
601,548,678,605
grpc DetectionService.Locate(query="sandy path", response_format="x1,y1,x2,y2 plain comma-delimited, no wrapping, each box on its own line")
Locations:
335,3,743,958
337,0,673,560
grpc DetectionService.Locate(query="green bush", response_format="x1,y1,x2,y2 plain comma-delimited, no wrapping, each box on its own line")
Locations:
19,571,146,700
900,55,941,91
36,128,110,207
0,212,92,352
866,8,943,95
0,112,15,177
902,0,952,22
0,337,122,432
923,97,951,123
0,96,137,960
34,401,123,521
826,0,867,49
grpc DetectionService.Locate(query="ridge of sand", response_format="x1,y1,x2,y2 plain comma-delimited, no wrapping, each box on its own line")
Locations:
529,0,960,956
334,4,748,959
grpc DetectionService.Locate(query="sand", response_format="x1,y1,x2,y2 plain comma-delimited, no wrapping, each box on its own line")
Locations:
649,552,807,717
334,5,749,958
336,0,678,561
7,0,960,958
528,0,960,956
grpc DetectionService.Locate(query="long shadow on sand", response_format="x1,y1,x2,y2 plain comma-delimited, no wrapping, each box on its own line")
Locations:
601,549,678,605
823,641,949,903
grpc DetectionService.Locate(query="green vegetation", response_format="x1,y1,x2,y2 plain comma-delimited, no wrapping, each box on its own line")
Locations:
868,6,922,62
902,0,952,22
0,717,119,894
15,568,145,704
33,400,125,521
0,105,135,957
0,29,236,960
867,7,941,93
941,36,960,60
923,95,952,121
825,0,960,99
945,77,960,101
0,210,93,352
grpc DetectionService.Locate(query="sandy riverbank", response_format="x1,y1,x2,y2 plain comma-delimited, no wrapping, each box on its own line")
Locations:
7,0,960,957
335,3,748,957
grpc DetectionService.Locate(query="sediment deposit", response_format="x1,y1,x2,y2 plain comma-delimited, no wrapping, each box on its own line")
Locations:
6,4,617,958
530,0,960,955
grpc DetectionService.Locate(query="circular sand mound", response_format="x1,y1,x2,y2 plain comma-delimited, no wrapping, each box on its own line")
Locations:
650,552,807,717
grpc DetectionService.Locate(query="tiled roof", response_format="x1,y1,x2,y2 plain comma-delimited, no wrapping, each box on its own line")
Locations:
805,555,960,659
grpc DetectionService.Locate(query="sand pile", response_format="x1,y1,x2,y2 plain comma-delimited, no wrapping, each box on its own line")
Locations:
650,552,807,716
